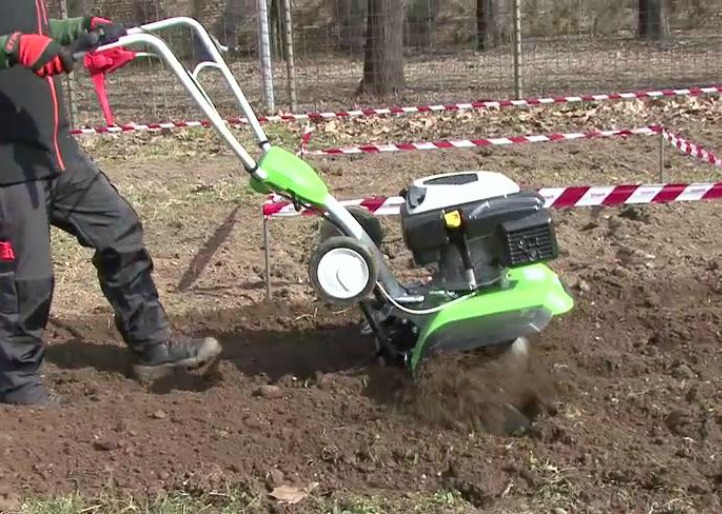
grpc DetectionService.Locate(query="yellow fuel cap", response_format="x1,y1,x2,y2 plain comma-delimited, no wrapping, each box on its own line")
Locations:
443,210,462,228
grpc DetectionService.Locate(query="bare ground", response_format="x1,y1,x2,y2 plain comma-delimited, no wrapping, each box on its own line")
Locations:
1,99,722,513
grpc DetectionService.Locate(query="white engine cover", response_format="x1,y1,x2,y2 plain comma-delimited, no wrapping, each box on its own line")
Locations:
404,171,520,215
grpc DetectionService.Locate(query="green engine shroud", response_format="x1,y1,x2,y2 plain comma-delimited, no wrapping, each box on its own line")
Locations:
409,263,574,371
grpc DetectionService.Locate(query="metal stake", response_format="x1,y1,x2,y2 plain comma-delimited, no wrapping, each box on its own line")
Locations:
659,129,666,182
263,216,272,299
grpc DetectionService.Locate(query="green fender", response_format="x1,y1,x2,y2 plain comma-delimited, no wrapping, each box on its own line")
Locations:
409,263,574,371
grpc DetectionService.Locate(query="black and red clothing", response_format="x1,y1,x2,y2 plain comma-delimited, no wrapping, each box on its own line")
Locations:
0,0,77,185
0,0,219,405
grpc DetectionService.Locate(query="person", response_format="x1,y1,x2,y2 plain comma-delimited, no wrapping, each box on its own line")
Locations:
0,1,223,406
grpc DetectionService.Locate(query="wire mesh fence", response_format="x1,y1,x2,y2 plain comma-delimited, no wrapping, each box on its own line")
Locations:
45,0,722,128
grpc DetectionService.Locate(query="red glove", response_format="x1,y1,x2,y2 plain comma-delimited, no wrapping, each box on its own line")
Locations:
83,16,127,45
3,32,73,78
87,16,113,29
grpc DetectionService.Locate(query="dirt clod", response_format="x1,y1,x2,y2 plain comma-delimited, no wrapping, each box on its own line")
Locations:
518,468,538,487
0,491,20,513
93,439,120,452
266,469,285,490
255,385,284,399
672,363,696,380
575,279,591,293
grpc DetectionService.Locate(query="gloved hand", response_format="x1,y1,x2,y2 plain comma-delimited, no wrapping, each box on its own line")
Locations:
1,32,73,78
82,16,127,45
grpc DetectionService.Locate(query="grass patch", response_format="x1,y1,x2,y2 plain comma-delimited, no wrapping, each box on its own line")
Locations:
184,176,256,205
16,489,472,514
527,453,579,511
322,490,467,514
19,490,259,514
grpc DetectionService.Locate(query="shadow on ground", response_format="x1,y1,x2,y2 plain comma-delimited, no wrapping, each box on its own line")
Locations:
45,302,384,395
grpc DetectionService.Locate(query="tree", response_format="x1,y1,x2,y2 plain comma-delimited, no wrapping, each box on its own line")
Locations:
338,0,367,52
638,0,669,40
359,0,405,96
406,0,439,49
476,0,498,51
270,0,285,60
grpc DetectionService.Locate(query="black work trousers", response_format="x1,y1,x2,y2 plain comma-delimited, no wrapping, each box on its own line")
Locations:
0,151,171,396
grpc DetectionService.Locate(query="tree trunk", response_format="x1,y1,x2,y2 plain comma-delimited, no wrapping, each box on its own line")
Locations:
476,0,498,51
270,0,285,60
359,0,405,96
339,0,367,52
638,0,669,40
406,0,439,49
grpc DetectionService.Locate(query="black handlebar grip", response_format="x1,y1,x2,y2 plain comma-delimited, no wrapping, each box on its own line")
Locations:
63,30,102,62
58,48,76,73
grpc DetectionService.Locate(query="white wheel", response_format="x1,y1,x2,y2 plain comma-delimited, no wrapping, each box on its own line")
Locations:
316,247,370,300
309,236,378,305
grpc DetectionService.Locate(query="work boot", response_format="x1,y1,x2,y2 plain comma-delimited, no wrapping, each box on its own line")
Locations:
0,383,65,407
131,335,222,382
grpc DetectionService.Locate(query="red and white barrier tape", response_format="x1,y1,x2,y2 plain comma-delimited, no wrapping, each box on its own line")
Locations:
663,129,722,168
296,125,314,156
272,85,722,122
262,182,722,218
297,126,662,156
69,84,722,136
70,120,213,135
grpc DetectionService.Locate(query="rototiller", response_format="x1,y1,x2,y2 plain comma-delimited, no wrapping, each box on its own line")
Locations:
68,18,575,373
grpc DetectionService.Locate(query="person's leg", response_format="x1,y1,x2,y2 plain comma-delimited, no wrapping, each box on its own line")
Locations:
0,180,59,405
49,151,221,381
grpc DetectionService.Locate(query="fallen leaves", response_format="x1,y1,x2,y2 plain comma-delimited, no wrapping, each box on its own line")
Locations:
77,93,722,162
269,482,320,505
302,96,722,149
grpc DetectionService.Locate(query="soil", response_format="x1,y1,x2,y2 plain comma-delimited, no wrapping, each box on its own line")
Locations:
2,110,722,513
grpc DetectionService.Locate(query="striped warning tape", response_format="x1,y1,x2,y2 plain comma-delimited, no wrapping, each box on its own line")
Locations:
69,85,722,136
277,85,722,121
262,182,722,218
663,129,722,168
298,124,722,169
297,126,662,156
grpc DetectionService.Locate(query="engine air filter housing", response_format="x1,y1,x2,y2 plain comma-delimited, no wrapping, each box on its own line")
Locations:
399,171,559,290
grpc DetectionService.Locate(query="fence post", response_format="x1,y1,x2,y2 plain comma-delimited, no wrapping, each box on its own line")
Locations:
512,0,523,99
281,0,298,112
60,0,79,127
258,0,276,113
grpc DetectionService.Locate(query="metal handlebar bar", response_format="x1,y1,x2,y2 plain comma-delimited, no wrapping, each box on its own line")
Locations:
66,17,271,181
65,17,413,302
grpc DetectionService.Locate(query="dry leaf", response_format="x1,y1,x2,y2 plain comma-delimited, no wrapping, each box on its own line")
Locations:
323,120,338,134
269,482,319,504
